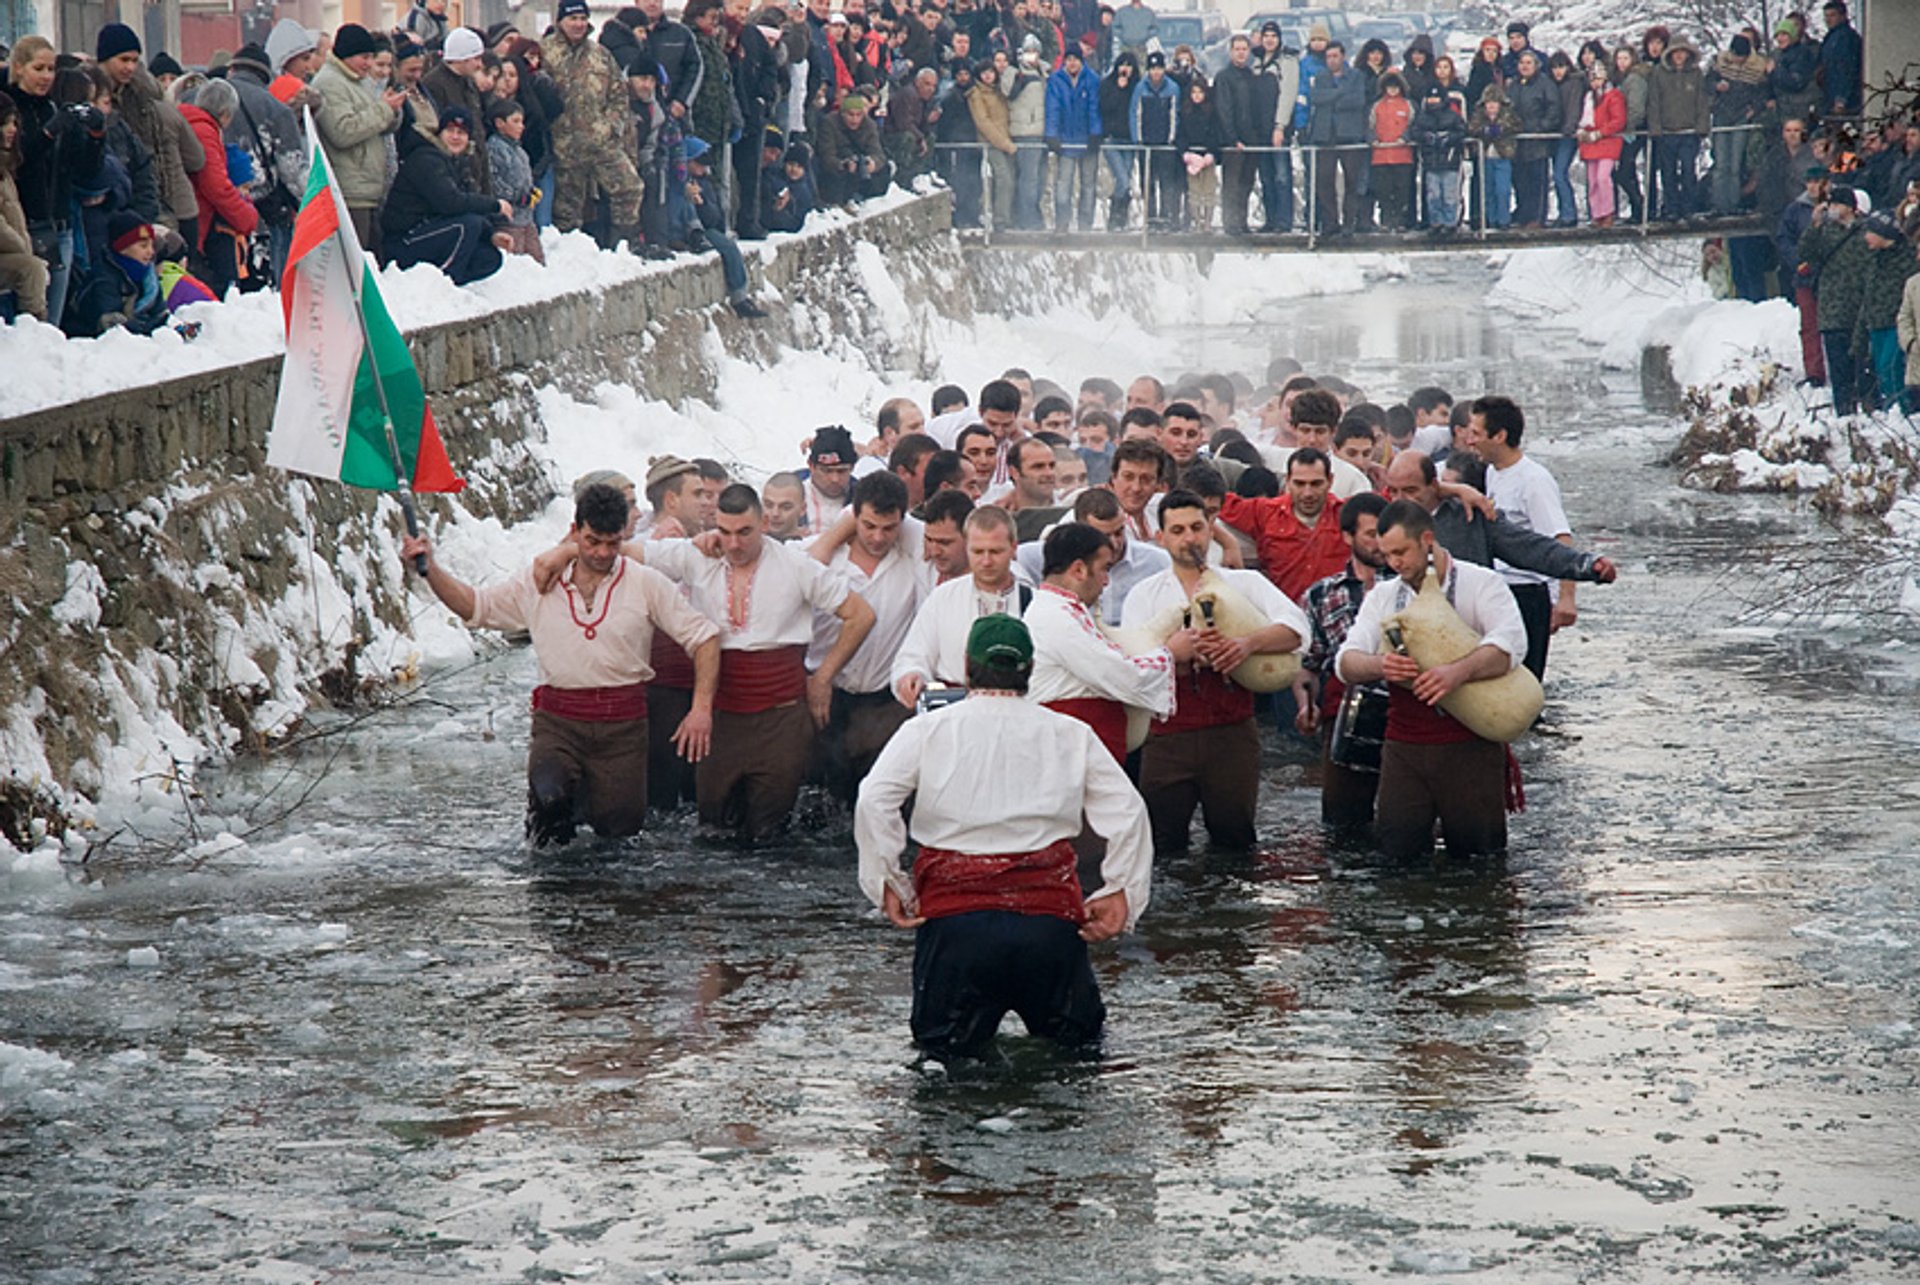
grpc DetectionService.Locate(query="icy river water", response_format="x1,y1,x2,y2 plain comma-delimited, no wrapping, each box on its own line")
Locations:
5,257,1920,1283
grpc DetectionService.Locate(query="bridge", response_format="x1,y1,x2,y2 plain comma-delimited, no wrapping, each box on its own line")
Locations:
965,215,1769,254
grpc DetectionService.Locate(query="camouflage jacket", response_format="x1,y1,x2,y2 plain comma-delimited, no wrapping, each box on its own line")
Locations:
689,30,736,149
542,31,633,154
1797,218,1869,331
1855,241,1920,350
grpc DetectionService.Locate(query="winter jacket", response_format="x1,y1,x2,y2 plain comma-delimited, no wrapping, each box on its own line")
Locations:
935,83,977,144
1006,67,1049,139
402,0,449,49
1471,87,1521,161
1647,45,1710,137
512,64,565,174
969,81,1016,153
68,250,170,336
311,55,400,207
5,84,105,226
1303,66,1369,148
1618,64,1650,132
1777,192,1821,288
224,57,308,215
424,63,492,191
487,133,536,227
1855,239,1918,352
1897,271,1920,387
1098,60,1138,144
1292,48,1326,130
1401,36,1437,103
1578,87,1626,161
1755,139,1814,225
180,104,259,248
1798,216,1869,331
761,161,814,232
1506,69,1561,161
814,109,886,173
382,133,501,237
648,18,706,113
1409,100,1466,168
1214,62,1263,146
1709,50,1769,126
1465,55,1502,111
1555,71,1584,138
542,31,634,158
1177,94,1226,158
1045,64,1102,149
1370,93,1413,165
688,30,734,148
109,67,196,230
1109,3,1156,52
1769,39,1819,118
1251,48,1297,139
1817,19,1862,114
101,112,160,223
1131,73,1178,146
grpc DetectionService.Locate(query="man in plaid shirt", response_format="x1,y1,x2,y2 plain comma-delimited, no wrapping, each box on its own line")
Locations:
1291,492,1391,831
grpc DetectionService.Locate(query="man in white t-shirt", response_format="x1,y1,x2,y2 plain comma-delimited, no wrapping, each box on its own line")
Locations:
1473,395,1575,681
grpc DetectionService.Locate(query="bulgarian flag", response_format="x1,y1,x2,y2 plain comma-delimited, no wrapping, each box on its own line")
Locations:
268,111,463,495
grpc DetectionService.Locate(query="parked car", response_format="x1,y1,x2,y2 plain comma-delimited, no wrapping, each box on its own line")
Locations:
1246,7,1352,51
1156,9,1233,72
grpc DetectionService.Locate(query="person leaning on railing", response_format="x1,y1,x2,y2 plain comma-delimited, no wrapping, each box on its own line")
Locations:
1647,39,1709,221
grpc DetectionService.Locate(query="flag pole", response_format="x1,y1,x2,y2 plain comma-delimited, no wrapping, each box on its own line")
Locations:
309,110,428,577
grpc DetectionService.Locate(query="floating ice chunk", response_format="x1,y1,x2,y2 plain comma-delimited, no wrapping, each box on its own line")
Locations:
975,1116,1017,1134
1669,1081,1697,1104
1404,915,1425,931
0,1041,73,1094
1390,1244,1476,1274
187,831,246,861
126,946,161,969
315,923,351,943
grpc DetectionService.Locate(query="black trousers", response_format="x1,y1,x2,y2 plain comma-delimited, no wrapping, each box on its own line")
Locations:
911,910,1106,1060
1508,581,1553,681
1221,149,1257,233
646,683,698,810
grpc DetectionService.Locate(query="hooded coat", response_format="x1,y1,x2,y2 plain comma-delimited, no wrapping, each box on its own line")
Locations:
1647,43,1710,136
224,53,308,208
179,103,259,248
1505,65,1561,161
311,54,401,207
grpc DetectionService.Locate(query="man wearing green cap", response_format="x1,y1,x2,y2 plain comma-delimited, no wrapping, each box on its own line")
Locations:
815,94,892,204
855,615,1153,1061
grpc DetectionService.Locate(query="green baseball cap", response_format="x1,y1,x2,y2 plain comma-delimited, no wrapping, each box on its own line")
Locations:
966,614,1034,670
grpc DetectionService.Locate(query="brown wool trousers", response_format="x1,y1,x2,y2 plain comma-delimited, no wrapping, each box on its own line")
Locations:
697,702,816,839
527,710,649,842
1374,737,1507,862
1137,718,1262,852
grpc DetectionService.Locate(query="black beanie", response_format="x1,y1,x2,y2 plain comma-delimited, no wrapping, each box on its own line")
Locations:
149,50,184,77
332,23,378,60
96,22,141,62
1730,34,1752,56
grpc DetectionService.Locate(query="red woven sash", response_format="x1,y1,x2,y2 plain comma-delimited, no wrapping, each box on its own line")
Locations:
913,838,1086,923
717,645,808,714
531,683,649,722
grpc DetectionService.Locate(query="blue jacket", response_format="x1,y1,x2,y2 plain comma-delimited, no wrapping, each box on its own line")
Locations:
1131,74,1179,146
1303,66,1368,146
1046,65,1103,148
1292,49,1327,130
1817,20,1862,113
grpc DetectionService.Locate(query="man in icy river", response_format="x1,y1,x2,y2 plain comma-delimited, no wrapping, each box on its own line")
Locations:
402,483,721,842
854,615,1152,1061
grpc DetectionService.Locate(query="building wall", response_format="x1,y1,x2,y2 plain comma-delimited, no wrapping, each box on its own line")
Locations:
1861,0,1919,108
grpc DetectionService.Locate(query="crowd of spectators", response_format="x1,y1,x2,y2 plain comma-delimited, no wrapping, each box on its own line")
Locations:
0,0,1905,341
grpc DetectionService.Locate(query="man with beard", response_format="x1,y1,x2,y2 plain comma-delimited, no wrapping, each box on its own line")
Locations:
812,472,928,802
1218,447,1349,602
1123,491,1306,852
893,505,1030,704
1293,490,1390,830
402,484,721,842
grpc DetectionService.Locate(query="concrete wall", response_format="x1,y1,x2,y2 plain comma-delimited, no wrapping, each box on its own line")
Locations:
0,195,960,846
1863,0,1920,109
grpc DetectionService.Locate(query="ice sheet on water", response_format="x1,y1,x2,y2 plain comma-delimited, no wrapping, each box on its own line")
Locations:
1389,1244,1477,1274
0,1040,74,1097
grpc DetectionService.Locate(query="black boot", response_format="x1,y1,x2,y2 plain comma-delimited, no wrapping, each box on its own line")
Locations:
1109,192,1131,231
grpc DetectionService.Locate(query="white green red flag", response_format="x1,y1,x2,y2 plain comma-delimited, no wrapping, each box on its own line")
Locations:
268,112,463,494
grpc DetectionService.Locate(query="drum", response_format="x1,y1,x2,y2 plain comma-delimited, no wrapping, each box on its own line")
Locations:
1328,684,1389,773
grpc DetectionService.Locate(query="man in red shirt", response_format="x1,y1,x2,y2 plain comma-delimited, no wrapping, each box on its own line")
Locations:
1217,448,1350,602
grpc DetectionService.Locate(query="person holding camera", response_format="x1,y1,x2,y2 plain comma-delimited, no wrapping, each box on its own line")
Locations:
814,93,892,205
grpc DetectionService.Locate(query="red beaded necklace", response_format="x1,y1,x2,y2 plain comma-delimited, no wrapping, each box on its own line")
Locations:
564,558,625,641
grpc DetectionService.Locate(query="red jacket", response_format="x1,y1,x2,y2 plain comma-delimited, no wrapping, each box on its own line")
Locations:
1577,87,1626,161
1218,492,1349,603
1371,94,1414,165
180,103,259,248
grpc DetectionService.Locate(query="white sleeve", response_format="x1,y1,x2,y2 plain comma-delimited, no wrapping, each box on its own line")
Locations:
853,720,924,913
796,552,854,614
890,594,941,690
644,539,698,583
1081,733,1154,929
1472,576,1529,669
1015,541,1043,583
1527,469,1572,539
1335,584,1391,682
1233,571,1310,649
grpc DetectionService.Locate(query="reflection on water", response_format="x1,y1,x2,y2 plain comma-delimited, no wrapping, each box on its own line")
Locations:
4,258,1919,1282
